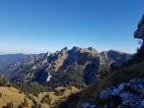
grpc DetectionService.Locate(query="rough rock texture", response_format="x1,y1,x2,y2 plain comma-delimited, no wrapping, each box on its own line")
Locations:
81,102,96,108
100,78,144,108
134,15,144,40
7,47,131,85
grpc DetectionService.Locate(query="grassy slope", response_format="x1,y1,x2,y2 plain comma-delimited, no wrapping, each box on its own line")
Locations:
57,61,144,108
38,86,80,104
0,87,33,107
0,86,79,108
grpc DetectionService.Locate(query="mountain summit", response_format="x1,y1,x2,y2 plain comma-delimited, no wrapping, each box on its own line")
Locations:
7,47,131,87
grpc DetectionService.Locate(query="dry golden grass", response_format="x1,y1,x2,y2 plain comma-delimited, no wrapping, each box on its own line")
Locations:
38,86,80,105
27,94,50,108
0,86,80,108
79,48,98,55
0,87,33,107
57,62,144,108
63,86,80,97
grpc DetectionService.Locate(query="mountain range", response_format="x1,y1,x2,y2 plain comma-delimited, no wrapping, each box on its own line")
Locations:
1,47,131,87
57,15,144,108
0,54,28,77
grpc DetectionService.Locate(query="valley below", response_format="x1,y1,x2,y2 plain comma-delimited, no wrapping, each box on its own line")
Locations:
0,47,131,108
0,3,143,108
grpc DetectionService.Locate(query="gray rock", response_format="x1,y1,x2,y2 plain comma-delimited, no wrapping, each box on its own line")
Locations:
81,102,96,108
140,100,144,107
118,83,125,90
7,47,131,85
134,15,144,40
100,87,114,99
100,78,144,108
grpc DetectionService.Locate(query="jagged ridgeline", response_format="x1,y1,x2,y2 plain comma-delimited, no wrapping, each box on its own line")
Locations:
6,47,131,88
57,15,144,108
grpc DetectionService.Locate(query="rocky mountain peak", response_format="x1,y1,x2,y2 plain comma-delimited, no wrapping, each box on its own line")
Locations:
88,47,98,54
7,46,131,85
60,47,68,54
87,47,94,51
78,47,98,55
109,50,125,54
134,15,144,40
71,46,80,52
45,51,51,57
63,46,68,51
70,46,98,55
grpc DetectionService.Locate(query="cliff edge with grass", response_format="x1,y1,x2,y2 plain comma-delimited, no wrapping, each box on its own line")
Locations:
57,15,144,108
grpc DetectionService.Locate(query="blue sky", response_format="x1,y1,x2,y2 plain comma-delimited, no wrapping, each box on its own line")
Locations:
0,0,144,54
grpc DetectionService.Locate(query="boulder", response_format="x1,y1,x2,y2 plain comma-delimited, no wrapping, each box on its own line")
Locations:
81,102,96,108
100,78,144,108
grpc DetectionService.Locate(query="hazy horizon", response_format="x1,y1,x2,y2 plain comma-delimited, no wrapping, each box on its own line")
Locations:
0,0,144,54
0,46,136,55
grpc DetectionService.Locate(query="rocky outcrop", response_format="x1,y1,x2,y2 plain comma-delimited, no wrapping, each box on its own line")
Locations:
7,47,131,85
81,102,96,108
8,53,47,71
100,78,144,108
59,14,144,108
134,15,144,40
100,50,131,67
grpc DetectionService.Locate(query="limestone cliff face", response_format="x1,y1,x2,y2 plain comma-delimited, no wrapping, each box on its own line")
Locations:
8,47,130,85
134,15,144,40
57,15,144,108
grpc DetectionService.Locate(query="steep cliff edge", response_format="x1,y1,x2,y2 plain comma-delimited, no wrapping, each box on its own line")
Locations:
134,15,144,40
57,15,144,108
8,47,130,87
